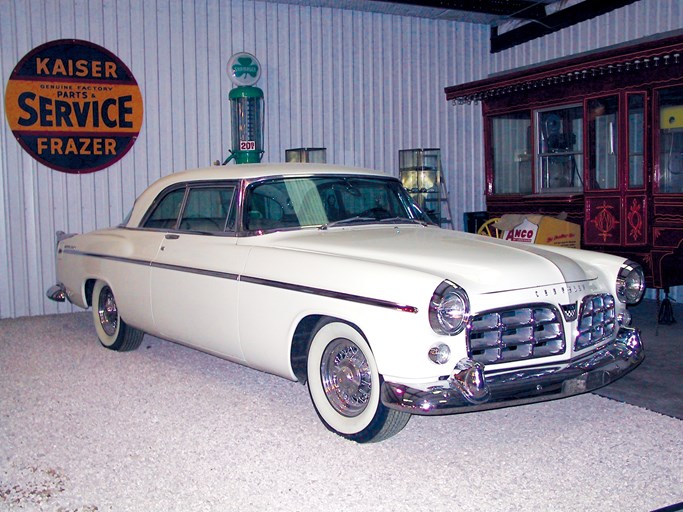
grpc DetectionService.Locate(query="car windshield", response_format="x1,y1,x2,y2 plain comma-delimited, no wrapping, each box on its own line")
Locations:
243,175,429,231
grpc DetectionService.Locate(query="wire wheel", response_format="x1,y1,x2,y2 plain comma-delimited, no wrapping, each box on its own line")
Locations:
91,280,144,352
97,285,119,337
320,338,372,417
306,321,411,442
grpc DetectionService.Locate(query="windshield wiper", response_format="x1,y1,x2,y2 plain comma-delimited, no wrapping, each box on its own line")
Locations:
378,217,429,226
319,216,375,230
319,216,429,230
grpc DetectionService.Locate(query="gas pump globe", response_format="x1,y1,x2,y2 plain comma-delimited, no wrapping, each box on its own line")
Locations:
225,52,264,164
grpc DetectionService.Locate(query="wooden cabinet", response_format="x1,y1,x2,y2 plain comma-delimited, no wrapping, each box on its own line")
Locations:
446,32,683,290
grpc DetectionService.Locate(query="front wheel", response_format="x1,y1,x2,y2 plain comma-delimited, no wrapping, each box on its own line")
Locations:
91,280,144,352
306,322,410,443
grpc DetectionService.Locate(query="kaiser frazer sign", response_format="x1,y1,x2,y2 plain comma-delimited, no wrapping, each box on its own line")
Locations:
4,39,143,173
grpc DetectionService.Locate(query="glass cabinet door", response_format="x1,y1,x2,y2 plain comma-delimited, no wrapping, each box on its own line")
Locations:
583,93,648,247
628,94,645,188
587,96,619,190
490,111,532,194
657,86,683,193
536,105,583,193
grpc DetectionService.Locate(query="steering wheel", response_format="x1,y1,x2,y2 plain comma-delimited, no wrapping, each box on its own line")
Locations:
359,207,392,220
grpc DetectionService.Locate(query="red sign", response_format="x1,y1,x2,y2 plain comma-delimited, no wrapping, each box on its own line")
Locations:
4,39,143,174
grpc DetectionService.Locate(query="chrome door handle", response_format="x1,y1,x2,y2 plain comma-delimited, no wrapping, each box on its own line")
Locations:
165,234,180,240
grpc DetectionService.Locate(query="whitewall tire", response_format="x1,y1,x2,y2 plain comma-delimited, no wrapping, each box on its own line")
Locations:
91,280,144,352
306,321,410,443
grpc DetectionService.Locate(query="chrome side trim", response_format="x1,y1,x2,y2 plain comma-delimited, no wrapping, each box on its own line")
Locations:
151,261,239,281
382,327,644,415
59,249,417,313
61,249,151,268
240,275,419,313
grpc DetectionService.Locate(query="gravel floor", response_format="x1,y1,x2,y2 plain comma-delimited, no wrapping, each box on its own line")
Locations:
1,311,682,512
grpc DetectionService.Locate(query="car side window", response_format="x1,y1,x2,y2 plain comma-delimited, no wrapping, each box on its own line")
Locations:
178,187,236,232
142,188,186,230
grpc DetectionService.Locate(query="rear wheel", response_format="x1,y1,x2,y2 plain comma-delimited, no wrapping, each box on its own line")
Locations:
91,280,143,352
306,322,410,443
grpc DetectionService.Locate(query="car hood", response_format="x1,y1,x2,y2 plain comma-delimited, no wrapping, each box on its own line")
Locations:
249,225,596,294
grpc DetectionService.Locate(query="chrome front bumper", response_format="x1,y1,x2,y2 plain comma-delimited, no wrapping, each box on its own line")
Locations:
381,327,644,416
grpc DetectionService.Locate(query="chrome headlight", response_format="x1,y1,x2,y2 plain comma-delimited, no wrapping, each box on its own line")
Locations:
429,281,470,335
616,260,645,304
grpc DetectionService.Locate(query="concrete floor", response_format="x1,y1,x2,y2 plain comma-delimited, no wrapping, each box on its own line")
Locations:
595,299,683,420
1,304,681,511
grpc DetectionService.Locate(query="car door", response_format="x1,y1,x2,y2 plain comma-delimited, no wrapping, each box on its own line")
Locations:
148,183,249,361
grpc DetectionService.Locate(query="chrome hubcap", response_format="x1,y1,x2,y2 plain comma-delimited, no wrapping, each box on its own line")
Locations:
98,286,118,337
320,338,372,417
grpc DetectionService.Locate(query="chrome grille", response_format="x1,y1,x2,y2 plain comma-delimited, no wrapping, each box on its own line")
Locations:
575,294,616,350
467,305,565,364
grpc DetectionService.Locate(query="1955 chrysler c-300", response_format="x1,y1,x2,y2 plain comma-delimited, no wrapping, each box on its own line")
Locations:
48,163,645,442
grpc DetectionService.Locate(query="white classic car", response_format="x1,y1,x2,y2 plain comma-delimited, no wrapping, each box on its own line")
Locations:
48,163,645,443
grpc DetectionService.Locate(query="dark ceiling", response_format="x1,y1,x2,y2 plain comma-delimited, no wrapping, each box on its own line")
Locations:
382,0,555,22
368,0,640,51
264,0,639,52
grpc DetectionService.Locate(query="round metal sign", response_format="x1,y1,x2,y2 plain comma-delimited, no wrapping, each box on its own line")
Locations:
4,39,144,174
227,52,261,86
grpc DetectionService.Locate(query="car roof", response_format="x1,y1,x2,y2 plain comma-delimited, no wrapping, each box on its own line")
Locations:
126,163,392,227
166,162,387,183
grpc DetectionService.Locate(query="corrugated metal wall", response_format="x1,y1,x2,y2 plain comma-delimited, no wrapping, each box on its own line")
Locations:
0,0,489,318
1,0,681,318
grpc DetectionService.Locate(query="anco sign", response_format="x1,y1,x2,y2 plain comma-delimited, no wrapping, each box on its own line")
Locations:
503,218,538,243
4,39,143,173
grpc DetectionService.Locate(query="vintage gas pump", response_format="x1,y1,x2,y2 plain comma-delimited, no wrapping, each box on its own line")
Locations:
224,52,264,164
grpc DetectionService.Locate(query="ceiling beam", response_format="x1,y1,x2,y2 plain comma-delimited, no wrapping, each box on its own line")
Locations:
491,0,639,53
376,0,548,20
